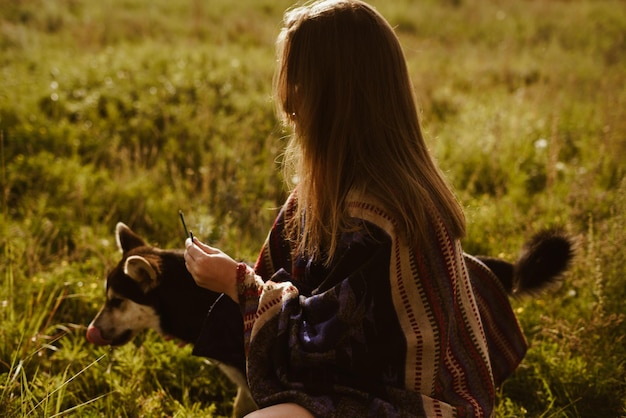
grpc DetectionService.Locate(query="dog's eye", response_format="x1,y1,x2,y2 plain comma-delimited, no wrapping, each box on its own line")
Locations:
107,297,124,308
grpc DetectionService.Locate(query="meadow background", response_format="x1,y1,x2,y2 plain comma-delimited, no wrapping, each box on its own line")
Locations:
1,0,624,416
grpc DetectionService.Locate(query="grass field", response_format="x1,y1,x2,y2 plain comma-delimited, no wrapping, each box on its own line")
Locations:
1,0,625,416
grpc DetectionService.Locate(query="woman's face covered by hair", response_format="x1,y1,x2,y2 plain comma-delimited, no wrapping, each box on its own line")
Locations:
276,0,417,144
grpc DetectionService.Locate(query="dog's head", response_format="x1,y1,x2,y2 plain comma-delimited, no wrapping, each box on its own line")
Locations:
86,223,173,346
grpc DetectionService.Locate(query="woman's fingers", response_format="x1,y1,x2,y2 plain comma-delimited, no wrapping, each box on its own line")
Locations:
186,237,218,254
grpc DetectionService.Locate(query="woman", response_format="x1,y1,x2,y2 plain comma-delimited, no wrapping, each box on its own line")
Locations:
184,1,527,416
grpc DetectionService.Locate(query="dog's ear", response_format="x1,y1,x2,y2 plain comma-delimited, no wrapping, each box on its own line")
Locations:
124,255,158,291
116,222,146,253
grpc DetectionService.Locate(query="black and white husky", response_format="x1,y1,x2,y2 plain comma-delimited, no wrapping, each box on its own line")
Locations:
87,222,574,417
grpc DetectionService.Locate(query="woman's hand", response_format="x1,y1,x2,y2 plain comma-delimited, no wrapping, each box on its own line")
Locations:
184,237,239,303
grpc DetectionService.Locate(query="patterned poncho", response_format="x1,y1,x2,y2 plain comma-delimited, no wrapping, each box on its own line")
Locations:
194,192,527,417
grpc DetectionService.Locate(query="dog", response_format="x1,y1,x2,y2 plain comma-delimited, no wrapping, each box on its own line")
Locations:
86,222,257,417
87,222,574,417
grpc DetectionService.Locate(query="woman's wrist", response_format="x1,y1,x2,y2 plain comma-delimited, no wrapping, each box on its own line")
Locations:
226,262,249,304
236,262,248,284
235,262,263,307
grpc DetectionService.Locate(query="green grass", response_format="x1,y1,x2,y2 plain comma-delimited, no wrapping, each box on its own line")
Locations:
1,0,625,416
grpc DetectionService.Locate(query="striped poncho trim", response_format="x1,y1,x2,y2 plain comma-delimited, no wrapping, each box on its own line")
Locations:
346,197,494,417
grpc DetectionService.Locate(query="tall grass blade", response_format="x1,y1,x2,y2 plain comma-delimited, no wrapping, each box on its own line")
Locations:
26,353,108,416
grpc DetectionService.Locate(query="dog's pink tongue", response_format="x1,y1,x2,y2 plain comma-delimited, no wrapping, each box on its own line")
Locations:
86,325,113,346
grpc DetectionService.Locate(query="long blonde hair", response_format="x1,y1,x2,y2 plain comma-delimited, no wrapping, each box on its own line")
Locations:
275,0,465,263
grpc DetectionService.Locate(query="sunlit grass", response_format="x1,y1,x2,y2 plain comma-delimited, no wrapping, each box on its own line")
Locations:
1,0,624,416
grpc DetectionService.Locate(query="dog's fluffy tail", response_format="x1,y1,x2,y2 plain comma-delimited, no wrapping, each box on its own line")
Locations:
479,229,576,296
513,229,576,295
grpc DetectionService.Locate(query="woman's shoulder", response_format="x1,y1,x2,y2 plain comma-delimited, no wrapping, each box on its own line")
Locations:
345,191,399,240
345,190,456,255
